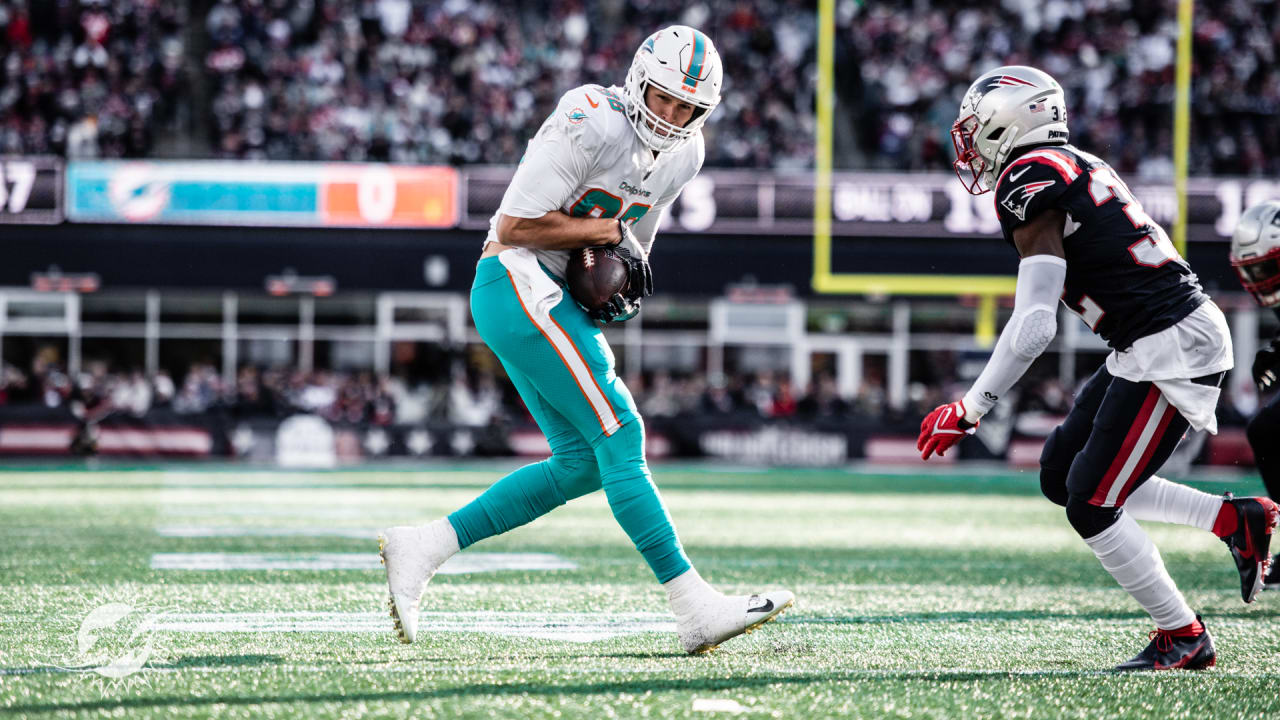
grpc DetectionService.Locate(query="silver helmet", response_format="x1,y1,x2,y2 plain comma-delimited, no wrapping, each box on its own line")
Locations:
1231,200,1280,307
952,66,1069,194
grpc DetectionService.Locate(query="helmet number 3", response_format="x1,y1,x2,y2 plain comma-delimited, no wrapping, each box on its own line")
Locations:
1088,167,1180,268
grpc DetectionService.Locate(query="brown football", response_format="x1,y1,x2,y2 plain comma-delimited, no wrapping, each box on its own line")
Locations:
565,247,630,312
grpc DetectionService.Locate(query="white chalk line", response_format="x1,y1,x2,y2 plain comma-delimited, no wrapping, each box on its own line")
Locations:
149,552,577,573
10,658,1280,679
155,526,378,539
151,610,674,643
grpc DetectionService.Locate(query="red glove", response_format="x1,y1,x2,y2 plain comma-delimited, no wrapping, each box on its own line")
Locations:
917,400,978,461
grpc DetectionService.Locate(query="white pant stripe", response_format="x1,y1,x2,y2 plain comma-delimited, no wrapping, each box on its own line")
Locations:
1103,395,1170,507
508,274,620,436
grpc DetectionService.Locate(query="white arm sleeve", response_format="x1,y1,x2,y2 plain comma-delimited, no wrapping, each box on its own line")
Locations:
961,255,1067,421
497,126,592,219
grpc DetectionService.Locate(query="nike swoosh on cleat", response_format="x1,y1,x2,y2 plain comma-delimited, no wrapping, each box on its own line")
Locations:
747,599,774,614
1153,639,1209,670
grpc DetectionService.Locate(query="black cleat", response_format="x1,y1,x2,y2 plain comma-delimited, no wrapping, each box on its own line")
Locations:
1265,553,1280,590
1115,617,1216,671
1221,493,1279,603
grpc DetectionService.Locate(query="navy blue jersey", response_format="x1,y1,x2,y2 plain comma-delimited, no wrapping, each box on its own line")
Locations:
993,144,1206,351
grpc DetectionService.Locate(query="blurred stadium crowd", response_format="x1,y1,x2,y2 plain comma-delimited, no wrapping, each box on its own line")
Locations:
2,0,1276,174
0,0,186,157
0,349,1104,436
0,355,900,428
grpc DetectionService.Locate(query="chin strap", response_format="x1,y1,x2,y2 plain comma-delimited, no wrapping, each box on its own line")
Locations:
989,128,1021,187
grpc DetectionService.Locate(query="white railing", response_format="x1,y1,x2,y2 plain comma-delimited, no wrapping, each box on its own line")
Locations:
0,287,1266,415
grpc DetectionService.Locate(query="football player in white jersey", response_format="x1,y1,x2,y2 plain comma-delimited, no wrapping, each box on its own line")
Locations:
379,26,793,655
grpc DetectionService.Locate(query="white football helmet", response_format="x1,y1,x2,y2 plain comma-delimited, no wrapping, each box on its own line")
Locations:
952,66,1069,195
1230,200,1280,307
624,26,722,154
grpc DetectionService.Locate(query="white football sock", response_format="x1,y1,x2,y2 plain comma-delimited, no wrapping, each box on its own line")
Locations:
1084,512,1196,630
664,567,724,618
420,517,461,564
1124,475,1222,532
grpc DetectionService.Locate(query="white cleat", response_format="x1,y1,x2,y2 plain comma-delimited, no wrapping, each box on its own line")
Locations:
677,590,795,655
377,521,457,644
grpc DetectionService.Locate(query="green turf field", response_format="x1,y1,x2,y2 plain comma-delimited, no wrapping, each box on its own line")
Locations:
2,463,1279,719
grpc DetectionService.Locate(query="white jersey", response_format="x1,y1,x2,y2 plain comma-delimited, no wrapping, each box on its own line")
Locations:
484,84,705,279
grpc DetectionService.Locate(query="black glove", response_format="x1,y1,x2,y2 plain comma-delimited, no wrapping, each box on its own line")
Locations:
586,222,652,323
592,294,641,324
586,246,649,324
612,245,653,301
1254,341,1280,391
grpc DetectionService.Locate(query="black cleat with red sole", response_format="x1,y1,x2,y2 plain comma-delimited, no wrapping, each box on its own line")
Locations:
1221,493,1280,603
1115,617,1216,672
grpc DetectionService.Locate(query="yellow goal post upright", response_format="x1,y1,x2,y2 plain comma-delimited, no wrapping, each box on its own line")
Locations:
1172,0,1194,259
810,0,1196,345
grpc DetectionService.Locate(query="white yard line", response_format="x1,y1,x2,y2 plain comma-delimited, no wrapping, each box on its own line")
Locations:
150,610,674,643
149,552,577,573
157,507,372,519
10,660,1280,679
155,526,379,539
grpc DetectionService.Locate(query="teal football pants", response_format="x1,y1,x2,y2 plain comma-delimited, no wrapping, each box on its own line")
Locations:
447,256,691,583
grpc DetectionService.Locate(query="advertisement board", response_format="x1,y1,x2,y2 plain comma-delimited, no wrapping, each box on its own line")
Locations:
0,157,62,224
66,161,457,228
463,168,1279,243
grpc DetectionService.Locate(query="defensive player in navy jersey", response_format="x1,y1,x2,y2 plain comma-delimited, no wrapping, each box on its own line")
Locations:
1231,200,1280,589
917,65,1278,670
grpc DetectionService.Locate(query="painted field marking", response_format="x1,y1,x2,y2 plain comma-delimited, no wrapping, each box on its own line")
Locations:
155,526,377,540
149,611,673,643
693,698,746,714
11,660,1280,679
149,552,576,573
158,507,370,519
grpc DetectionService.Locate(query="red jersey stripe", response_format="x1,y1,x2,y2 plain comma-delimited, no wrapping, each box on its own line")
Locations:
998,148,1081,186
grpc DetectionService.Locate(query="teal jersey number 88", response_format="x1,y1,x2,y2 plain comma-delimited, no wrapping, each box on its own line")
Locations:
570,188,650,225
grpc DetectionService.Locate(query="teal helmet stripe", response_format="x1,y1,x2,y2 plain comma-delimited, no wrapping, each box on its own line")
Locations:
682,30,706,89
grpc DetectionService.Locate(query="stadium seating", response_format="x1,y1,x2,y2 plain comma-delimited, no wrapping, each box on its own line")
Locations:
5,0,1274,174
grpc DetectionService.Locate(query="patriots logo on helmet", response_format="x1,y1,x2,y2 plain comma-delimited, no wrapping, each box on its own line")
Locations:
1001,180,1056,221
986,74,1037,90
963,85,986,110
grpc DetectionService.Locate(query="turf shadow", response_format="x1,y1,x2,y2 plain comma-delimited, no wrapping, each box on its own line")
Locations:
9,667,1227,714
151,654,286,670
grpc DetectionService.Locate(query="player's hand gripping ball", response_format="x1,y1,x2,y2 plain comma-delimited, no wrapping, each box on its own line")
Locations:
566,222,653,323
566,246,634,320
